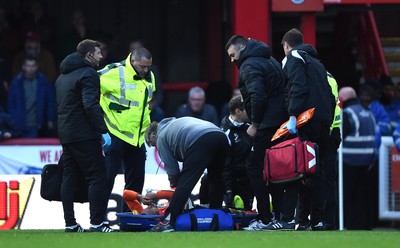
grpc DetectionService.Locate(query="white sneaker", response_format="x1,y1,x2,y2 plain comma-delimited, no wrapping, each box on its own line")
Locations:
243,219,269,231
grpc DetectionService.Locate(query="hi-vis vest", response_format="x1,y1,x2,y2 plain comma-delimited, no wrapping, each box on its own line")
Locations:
98,54,155,147
343,104,377,166
327,72,341,131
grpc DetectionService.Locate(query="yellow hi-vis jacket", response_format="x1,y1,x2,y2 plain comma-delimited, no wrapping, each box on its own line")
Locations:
327,72,341,131
98,54,155,147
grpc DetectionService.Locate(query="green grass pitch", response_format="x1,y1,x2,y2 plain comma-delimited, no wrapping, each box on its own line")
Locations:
1,230,400,248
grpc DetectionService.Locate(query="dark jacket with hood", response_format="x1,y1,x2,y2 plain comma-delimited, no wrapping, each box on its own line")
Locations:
236,39,288,129
282,44,335,124
55,52,108,144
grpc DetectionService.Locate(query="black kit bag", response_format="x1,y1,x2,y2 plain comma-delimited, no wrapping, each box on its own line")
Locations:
40,163,89,203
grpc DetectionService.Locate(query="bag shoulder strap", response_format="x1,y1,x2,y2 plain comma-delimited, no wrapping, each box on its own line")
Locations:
189,213,198,231
209,214,220,231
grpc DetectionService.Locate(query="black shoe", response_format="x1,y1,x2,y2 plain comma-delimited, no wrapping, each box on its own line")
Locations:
264,220,295,231
147,221,175,232
65,224,85,232
89,222,115,233
296,223,311,231
312,222,334,231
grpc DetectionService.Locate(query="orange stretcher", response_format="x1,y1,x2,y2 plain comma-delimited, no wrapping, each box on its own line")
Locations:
271,108,315,141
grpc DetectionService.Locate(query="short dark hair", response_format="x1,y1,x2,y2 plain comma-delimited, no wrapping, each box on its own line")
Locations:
145,121,158,146
281,28,304,47
132,47,152,60
225,35,248,51
76,39,100,56
229,95,245,114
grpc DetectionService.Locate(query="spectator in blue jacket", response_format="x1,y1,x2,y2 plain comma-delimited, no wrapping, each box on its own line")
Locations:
359,83,392,136
393,124,400,152
7,57,56,138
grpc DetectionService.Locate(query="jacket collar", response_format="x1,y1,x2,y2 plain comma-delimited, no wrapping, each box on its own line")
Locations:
125,53,152,82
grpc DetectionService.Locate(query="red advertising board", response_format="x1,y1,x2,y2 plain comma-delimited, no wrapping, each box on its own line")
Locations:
272,0,324,12
391,147,400,192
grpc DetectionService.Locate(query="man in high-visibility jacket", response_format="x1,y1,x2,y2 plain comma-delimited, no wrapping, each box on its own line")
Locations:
99,47,156,211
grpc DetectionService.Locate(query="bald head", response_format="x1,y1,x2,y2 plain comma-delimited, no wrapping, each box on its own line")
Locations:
339,87,357,102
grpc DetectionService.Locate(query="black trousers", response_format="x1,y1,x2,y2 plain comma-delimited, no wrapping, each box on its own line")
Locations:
199,172,254,210
231,172,254,210
61,139,107,226
164,132,229,225
297,127,340,226
105,133,146,212
246,127,281,224
343,164,374,230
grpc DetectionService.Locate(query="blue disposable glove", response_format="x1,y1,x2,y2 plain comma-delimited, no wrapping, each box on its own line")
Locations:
102,133,112,149
285,116,298,134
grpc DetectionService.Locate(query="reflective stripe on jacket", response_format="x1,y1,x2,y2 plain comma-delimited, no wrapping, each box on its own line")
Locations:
99,53,155,146
327,72,341,130
343,104,377,165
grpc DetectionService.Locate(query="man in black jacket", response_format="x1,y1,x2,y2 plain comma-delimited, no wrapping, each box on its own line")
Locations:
279,28,335,231
55,39,114,233
225,35,288,230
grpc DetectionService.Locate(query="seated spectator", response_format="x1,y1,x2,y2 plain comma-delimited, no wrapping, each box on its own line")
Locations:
393,124,400,152
7,57,56,138
0,5,19,61
379,76,400,128
57,9,97,64
0,106,22,141
359,83,392,136
175,86,219,125
21,0,57,53
12,31,57,82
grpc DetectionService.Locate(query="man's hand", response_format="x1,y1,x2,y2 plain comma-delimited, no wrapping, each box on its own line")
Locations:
247,124,257,137
284,116,297,134
145,192,158,202
138,194,154,205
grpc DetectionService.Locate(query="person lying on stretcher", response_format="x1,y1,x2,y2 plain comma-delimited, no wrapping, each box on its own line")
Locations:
123,189,175,215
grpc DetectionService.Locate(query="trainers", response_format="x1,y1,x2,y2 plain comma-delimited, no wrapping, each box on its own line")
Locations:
65,224,85,232
243,219,269,231
264,220,295,231
311,222,334,231
234,195,244,209
89,222,115,233
147,221,175,232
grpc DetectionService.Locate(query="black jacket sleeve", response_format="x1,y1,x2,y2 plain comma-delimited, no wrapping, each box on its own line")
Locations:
241,63,269,126
342,111,351,139
285,54,310,117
